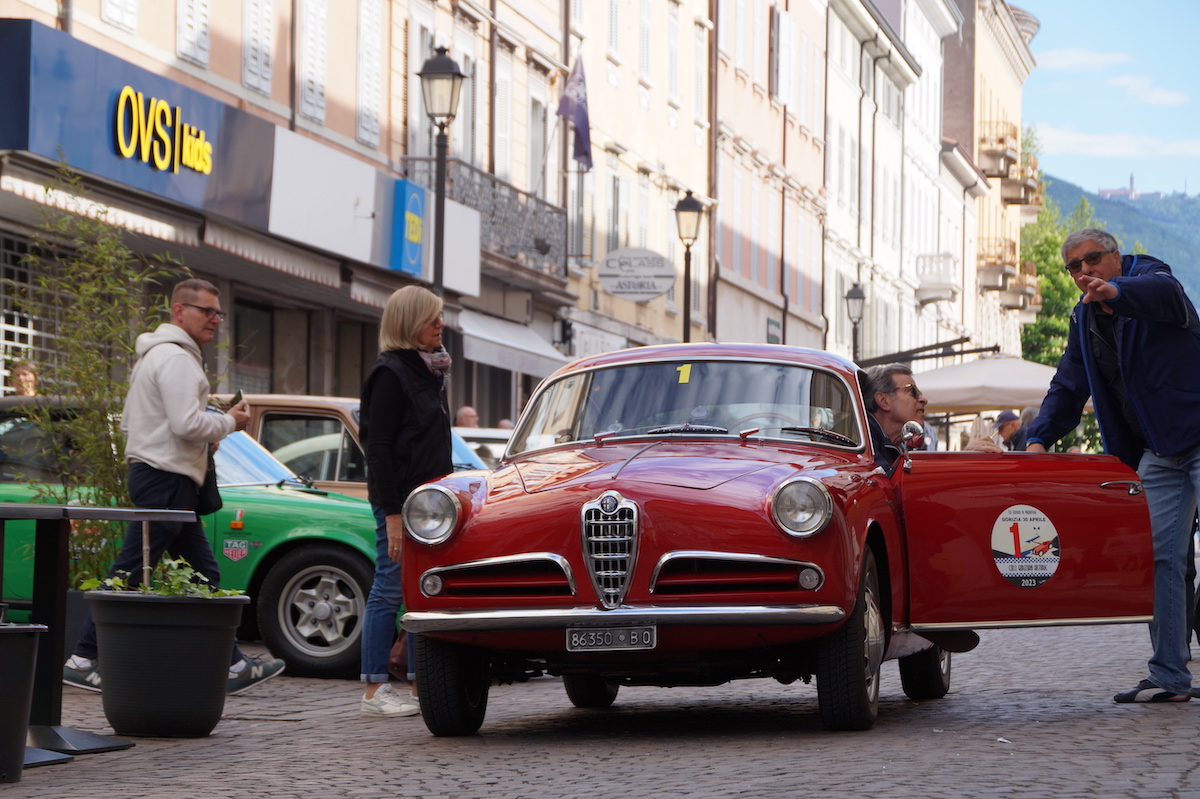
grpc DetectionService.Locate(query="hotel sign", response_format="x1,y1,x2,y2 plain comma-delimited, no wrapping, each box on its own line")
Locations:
598,248,675,302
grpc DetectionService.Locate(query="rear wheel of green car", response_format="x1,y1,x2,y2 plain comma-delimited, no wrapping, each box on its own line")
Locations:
258,544,373,678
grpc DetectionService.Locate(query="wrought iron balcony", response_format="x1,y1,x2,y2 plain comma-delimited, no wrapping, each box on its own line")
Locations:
978,237,1018,290
399,157,566,282
1000,261,1040,311
914,253,961,305
978,121,1019,178
1002,152,1042,206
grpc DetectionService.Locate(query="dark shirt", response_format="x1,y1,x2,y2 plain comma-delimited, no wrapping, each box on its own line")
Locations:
867,414,901,476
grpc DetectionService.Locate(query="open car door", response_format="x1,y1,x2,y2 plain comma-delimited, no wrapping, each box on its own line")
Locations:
899,451,1153,632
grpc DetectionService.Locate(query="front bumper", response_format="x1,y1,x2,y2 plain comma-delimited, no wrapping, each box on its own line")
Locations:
401,603,846,633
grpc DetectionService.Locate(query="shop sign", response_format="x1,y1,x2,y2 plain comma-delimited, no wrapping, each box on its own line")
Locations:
389,180,426,276
113,85,213,175
597,248,675,302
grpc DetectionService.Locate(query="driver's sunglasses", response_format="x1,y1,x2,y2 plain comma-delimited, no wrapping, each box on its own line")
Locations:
893,382,921,399
1065,248,1115,274
182,303,227,321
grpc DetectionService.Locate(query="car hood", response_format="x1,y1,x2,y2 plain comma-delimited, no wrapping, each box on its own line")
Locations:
512,440,855,493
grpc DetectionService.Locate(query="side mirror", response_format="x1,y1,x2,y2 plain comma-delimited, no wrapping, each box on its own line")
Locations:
901,420,924,450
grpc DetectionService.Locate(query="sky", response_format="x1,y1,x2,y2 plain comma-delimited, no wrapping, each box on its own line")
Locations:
1016,1,1200,196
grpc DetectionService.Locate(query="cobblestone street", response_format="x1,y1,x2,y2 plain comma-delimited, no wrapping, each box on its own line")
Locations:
10,623,1200,798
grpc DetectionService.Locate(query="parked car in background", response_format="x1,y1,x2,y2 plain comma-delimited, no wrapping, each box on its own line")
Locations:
224,394,486,498
452,426,514,468
0,397,378,678
400,343,1155,735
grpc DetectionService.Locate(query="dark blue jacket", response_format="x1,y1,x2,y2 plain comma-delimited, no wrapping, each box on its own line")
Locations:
1027,254,1200,469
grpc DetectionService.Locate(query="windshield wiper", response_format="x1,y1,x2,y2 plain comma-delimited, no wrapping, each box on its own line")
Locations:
277,475,314,489
646,423,729,435
779,427,857,446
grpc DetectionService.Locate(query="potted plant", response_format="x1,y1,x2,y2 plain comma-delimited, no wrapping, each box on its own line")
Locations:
83,557,248,738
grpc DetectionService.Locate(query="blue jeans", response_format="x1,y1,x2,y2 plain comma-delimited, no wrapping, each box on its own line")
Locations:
360,504,406,683
1138,446,1200,694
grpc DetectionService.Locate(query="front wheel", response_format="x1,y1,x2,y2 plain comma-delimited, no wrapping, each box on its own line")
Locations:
257,544,373,678
816,547,884,731
563,674,620,708
415,634,490,736
899,645,951,701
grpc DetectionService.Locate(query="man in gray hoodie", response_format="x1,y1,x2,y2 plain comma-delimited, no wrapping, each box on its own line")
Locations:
64,279,285,695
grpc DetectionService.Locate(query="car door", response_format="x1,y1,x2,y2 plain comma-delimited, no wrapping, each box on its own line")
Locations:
898,451,1153,631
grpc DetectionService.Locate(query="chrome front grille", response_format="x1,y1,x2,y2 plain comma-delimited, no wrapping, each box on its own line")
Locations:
581,491,638,609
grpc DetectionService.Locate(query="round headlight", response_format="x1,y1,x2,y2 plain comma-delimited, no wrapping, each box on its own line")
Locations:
771,477,833,537
402,485,461,545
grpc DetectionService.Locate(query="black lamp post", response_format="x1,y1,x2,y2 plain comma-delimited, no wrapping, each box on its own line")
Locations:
845,282,866,363
674,190,704,342
418,46,465,295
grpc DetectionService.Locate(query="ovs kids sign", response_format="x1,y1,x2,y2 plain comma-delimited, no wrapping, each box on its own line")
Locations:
113,85,214,175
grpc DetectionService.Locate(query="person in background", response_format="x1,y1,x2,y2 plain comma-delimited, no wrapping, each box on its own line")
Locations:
1025,228,1200,703
11,360,37,396
1009,407,1038,451
63,279,284,694
497,418,514,430
993,409,1025,451
455,406,479,427
359,286,453,718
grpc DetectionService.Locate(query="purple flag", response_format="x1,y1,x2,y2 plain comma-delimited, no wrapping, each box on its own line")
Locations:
556,58,592,172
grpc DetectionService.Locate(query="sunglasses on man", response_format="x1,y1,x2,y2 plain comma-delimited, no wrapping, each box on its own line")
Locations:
1064,248,1116,275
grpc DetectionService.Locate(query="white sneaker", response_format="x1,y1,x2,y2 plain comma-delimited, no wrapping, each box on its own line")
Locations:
361,683,420,718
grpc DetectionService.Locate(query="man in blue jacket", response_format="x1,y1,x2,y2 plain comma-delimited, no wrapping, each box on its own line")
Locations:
1026,228,1200,703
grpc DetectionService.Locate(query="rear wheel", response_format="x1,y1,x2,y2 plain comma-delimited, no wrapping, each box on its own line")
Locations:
257,544,373,678
899,645,951,701
415,634,490,736
816,547,884,731
563,674,620,708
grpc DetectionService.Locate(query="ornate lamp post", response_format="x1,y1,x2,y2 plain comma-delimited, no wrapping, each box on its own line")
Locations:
417,46,465,295
844,282,866,363
674,190,704,343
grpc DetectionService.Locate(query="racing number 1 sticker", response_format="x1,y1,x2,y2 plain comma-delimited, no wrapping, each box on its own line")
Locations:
991,504,1059,588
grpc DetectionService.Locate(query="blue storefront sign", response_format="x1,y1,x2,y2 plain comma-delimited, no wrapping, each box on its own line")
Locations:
0,18,275,228
389,179,426,276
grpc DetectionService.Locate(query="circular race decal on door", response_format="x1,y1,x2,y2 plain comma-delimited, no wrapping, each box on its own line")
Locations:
991,504,1059,588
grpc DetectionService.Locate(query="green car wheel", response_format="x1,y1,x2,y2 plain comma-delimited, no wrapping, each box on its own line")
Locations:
257,544,374,678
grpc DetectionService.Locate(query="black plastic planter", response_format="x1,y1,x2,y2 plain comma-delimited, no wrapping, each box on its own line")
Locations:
87,592,248,737
0,623,45,782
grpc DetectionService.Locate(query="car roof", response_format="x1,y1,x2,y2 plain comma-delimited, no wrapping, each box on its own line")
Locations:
555,343,858,380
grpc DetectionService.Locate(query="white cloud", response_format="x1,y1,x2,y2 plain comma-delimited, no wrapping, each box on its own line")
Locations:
1035,124,1200,159
1036,48,1134,70
1106,75,1189,107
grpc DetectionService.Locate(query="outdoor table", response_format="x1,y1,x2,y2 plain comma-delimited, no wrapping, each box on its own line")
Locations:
0,505,195,766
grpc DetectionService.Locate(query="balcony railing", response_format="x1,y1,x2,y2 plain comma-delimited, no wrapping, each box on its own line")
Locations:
978,121,1019,178
1002,152,1042,206
399,157,566,281
1000,261,1040,310
978,236,1018,290
914,253,961,305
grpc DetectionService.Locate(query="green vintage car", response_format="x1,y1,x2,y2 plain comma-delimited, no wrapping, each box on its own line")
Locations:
0,399,376,678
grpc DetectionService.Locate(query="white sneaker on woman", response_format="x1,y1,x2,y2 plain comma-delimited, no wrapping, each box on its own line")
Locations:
361,683,420,717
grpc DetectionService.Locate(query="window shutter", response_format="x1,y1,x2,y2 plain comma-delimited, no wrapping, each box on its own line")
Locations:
299,0,328,124
243,0,274,96
178,0,211,67
356,0,383,147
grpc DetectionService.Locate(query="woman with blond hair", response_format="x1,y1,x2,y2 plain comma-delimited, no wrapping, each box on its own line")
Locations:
358,286,452,717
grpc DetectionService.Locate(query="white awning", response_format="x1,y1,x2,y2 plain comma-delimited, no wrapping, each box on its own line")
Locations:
458,310,569,378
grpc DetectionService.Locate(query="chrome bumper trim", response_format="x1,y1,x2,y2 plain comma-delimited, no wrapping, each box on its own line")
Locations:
401,604,846,633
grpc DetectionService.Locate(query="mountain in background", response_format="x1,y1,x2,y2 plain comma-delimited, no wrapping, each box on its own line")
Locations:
1043,174,1200,296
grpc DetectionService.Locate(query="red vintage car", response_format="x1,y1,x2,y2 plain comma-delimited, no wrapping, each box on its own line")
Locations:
400,343,1153,735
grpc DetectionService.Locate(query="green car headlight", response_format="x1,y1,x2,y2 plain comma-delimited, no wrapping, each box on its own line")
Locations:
402,485,461,545
771,476,833,537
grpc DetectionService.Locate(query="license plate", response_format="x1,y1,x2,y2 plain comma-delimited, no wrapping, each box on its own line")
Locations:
566,626,657,652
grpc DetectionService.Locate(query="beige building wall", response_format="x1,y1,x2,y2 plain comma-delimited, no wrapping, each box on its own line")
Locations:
562,0,711,353
712,0,827,348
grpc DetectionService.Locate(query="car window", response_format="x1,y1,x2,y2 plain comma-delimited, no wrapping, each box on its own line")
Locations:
213,430,300,485
261,413,366,483
0,413,63,482
511,360,862,453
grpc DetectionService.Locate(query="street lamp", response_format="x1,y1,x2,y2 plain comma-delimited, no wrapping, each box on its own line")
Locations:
418,46,465,295
674,190,704,343
844,282,866,363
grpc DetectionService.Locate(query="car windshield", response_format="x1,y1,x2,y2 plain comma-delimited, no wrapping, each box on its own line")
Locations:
510,359,862,454
214,430,304,486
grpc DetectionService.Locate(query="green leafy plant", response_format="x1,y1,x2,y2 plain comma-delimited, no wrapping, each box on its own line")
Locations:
80,557,244,599
10,163,183,587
